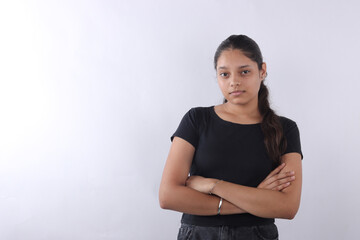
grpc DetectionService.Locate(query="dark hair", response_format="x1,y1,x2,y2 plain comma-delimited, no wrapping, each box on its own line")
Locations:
214,35,286,166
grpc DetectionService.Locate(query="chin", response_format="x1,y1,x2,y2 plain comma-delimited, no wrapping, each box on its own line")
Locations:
228,100,247,105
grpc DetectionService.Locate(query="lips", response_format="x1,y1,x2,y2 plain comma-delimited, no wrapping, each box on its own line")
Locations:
230,90,245,96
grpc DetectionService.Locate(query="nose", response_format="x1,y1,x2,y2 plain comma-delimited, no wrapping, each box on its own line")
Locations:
230,76,241,87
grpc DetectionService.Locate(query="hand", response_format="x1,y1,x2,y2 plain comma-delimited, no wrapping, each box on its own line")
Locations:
185,175,218,194
257,163,295,191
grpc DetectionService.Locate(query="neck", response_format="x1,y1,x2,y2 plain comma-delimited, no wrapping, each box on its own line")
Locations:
224,101,262,120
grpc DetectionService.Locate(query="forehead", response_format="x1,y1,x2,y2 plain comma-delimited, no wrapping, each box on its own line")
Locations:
217,49,256,69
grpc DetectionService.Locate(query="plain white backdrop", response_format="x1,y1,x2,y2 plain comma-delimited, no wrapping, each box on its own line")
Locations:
1,0,360,239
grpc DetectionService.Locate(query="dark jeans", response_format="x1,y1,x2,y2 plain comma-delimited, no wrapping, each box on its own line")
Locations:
177,223,279,240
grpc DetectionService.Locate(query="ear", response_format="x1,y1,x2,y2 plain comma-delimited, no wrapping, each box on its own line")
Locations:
260,62,267,81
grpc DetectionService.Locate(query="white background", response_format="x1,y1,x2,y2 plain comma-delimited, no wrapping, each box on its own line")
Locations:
1,0,360,239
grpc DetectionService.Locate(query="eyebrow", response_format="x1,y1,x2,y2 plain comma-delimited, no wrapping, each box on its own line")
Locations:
217,65,251,70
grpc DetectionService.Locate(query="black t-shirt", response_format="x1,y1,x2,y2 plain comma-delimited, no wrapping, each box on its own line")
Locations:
170,106,303,226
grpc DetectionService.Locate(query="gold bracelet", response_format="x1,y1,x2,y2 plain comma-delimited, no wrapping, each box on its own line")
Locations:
209,180,222,195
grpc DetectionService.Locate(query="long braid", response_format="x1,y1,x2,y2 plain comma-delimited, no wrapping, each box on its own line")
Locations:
258,82,287,166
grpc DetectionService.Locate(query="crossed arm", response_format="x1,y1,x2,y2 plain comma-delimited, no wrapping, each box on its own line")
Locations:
159,137,302,219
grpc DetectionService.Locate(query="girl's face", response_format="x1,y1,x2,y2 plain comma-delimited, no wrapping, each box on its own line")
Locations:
216,49,266,107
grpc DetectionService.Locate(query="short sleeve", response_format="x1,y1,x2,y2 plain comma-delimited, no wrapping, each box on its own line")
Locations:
170,108,199,148
281,117,303,159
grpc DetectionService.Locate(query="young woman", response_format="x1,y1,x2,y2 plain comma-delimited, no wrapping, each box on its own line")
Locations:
159,35,303,240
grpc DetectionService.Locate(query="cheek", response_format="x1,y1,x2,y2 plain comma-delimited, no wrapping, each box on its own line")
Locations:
218,78,229,86
218,81,228,93
248,79,262,90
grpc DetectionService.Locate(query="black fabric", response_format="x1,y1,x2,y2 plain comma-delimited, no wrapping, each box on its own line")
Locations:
170,106,303,227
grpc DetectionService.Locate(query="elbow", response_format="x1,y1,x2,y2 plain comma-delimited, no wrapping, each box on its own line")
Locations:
279,195,300,219
282,205,299,220
159,194,169,209
159,200,168,210
284,210,297,220
158,185,172,210
159,182,185,210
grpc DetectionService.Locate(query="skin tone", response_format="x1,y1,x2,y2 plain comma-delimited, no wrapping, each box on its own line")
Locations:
215,49,266,124
159,49,302,219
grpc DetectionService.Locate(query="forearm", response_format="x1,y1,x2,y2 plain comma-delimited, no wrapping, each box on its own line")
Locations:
159,184,246,216
212,181,300,219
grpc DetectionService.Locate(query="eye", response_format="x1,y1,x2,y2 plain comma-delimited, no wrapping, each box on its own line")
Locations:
241,70,250,75
219,72,229,77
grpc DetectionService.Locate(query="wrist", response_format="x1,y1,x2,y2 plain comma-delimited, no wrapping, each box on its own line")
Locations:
209,179,223,195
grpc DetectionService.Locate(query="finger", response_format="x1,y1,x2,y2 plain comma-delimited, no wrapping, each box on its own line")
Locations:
265,171,295,185
268,163,286,178
272,182,291,191
264,163,286,180
262,172,293,187
267,175,295,189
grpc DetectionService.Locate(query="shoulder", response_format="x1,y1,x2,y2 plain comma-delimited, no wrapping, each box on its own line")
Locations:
188,106,213,113
279,116,303,159
278,116,299,133
186,106,213,119
183,106,213,127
